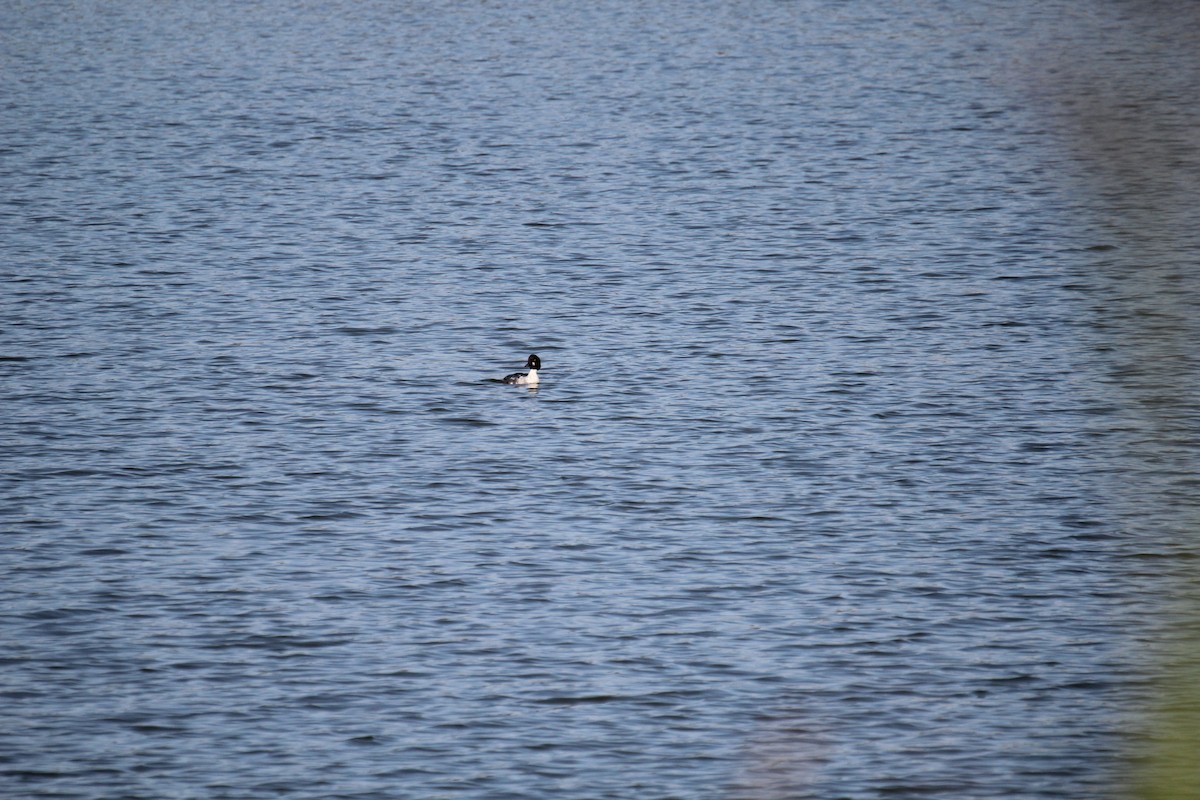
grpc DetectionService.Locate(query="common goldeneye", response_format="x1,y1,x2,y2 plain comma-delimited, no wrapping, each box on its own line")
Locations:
502,354,541,385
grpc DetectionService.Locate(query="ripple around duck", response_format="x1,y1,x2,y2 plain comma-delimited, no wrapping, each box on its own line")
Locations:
4,0,1200,798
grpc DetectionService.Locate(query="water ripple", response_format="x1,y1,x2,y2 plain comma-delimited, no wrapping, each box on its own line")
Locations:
3,1,1200,799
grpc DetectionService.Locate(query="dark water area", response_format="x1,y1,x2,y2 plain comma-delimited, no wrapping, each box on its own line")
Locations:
3,1,1200,798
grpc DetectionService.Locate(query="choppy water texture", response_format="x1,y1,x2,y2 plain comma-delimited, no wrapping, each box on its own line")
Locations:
3,1,1200,798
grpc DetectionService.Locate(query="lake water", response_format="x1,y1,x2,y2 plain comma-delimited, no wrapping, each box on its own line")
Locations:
3,1,1199,798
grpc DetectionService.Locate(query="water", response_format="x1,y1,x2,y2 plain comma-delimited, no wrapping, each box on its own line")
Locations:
3,1,1200,798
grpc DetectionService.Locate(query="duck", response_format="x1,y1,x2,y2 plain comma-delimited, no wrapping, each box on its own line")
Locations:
502,354,541,385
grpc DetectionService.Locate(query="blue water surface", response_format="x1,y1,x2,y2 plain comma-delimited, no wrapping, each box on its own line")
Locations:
3,1,1200,798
